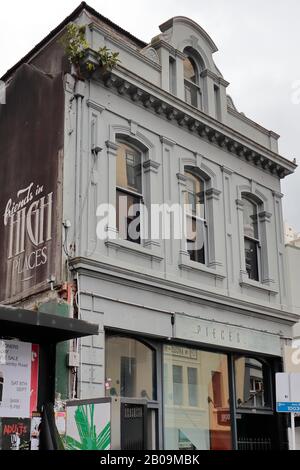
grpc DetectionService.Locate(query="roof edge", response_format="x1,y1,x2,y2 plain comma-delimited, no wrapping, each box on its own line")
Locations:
1,1,147,82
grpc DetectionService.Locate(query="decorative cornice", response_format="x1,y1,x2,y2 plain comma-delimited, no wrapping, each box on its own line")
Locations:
235,198,244,210
82,52,296,179
69,257,300,324
221,166,234,176
205,188,222,200
200,69,229,88
177,172,186,185
105,140,118,153
143,159,160,173
87,99,105,113
259,210,272,222
272,190,284,199
160,135,176,146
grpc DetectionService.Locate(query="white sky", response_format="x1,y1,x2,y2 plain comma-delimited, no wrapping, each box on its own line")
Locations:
1,0,299,230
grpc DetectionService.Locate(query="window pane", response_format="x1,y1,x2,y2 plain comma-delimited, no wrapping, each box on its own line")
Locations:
173,365,183,405
243,198,258,239
116,190,141,244
164,345,232,450
244,238,259,280
187,216,206,264
235,357,271,409
183,57,197,83
184,172,205,218
105,336,155,400
188,367,198,407
116,142,142,193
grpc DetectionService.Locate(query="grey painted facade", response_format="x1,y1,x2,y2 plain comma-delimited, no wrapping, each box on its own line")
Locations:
59,11,298,404
1,3,299,450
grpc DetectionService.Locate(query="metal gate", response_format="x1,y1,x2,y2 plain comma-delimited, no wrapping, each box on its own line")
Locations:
121,402,147,450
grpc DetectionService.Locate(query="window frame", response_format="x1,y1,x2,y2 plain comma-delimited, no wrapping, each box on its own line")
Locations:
242,195,262,282
116,139,144,245
183,52,203,110
184,169,208,265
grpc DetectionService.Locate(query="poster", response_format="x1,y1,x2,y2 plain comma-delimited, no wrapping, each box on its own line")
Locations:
0,64,63,302
0,340,32,418
1,418,31,450
65,399,111,450
30,413,41,451
30,344,39,415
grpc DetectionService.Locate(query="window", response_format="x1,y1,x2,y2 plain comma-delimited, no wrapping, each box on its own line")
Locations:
187,367,198,407
116,140,143,244
183,49,203,109
184,169,207,264
172,365,183,405
164,346,232,450
242,196,260,281
211,371,222,408
234,357,272,410
105,336,156,400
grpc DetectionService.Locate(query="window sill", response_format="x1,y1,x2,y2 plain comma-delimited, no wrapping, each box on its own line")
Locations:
179,258,226,280
239,274,278,295
105,238,163,262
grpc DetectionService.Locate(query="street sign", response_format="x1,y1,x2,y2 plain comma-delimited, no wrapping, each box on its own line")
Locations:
277,402,300,413
276,372,300,450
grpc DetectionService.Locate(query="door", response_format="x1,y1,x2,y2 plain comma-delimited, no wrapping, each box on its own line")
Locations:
121,402,147,450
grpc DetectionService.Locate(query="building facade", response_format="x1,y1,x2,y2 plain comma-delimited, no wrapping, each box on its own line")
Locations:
0,2,298,450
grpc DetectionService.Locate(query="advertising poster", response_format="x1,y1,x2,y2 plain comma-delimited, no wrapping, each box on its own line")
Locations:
30,413,41,451
0,64,63,302
65,400,111,450
0,340,32,418
30,344,39,415
1,418,31,450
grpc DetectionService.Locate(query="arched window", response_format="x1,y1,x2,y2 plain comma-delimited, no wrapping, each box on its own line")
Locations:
184,168,207,264
116,139,143,244
242,195,261,281
183,48,203,109
105,336,156,400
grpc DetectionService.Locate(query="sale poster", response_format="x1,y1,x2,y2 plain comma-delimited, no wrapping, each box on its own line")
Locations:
0,339,32,418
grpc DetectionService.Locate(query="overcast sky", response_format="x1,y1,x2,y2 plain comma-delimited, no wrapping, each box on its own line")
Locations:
1,0,299,231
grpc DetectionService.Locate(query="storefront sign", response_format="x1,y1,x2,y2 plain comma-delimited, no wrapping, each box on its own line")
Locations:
175,315,281,356
0,340,32,418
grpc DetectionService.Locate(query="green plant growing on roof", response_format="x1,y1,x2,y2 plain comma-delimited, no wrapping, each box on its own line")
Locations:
60,23,120,75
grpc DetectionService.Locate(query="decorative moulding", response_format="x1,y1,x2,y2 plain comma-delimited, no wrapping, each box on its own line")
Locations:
81,51,296,179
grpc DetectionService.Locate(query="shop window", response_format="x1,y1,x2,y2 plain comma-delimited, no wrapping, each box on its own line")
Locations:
242,195,261,281
116,140,143,244
105,336,156,400
184,169,207,264
163,345,232,450
234,356,272,410
183,48,203,109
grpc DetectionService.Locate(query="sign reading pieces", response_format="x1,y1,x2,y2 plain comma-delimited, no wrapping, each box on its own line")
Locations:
175,315,281,356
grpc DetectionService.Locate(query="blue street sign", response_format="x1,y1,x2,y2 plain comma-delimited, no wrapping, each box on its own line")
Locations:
277,402,300,413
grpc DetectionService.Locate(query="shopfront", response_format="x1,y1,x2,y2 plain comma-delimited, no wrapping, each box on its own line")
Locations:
105,333,287,450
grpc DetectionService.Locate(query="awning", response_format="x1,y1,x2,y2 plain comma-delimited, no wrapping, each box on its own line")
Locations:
0,305,98,343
